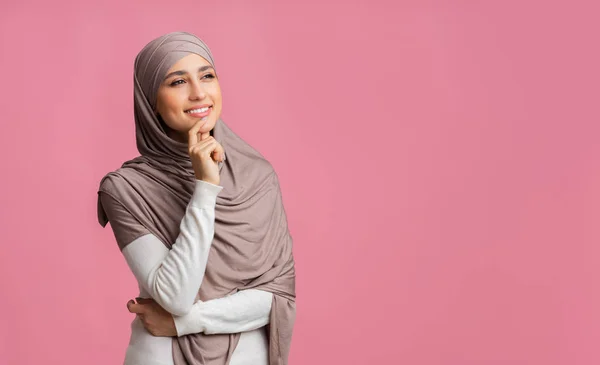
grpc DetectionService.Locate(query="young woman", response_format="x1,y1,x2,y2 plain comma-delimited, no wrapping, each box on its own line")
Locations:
97,31,296,365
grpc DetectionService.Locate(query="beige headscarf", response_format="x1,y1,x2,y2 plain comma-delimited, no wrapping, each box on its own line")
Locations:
97,31,296,365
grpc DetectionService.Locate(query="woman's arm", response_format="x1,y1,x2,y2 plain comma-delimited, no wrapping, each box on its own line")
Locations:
101,179,222,316
173,289,273,336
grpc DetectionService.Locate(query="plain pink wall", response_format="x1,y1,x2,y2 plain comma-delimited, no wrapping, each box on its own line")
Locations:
1,0,599,364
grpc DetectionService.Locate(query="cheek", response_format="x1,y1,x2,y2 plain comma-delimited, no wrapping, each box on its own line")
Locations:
209,84,223,103
167,95,183,113
158,91,184,114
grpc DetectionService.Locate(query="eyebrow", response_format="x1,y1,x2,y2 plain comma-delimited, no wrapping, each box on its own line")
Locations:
163,65,215,80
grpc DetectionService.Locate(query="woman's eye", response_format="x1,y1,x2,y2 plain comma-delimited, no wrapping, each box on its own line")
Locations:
202,73,215,80
170,79,185,86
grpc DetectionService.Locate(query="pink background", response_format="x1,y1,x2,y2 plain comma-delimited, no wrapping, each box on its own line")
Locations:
1,0,599,364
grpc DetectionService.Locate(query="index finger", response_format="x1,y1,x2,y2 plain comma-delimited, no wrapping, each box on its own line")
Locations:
187,120,205,147
127,301,145,314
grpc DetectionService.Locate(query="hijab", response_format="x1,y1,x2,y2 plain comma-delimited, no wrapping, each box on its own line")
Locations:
97,31,295,365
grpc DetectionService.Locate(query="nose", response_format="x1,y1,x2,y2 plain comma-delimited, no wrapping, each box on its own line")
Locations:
189,80,207,101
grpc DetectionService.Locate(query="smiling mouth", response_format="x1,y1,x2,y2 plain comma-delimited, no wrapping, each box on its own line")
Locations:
185,106,211,114
184,106,213,120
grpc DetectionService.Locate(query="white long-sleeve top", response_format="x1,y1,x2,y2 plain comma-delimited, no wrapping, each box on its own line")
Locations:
100,179,273,365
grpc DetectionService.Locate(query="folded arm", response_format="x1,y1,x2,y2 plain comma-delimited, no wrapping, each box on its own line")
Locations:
101,180,222,315
174,289,273,335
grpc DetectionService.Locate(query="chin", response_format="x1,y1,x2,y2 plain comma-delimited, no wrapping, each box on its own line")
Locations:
201,120,217,132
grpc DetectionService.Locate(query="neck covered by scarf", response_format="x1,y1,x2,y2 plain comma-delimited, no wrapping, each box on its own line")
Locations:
97,32,295,365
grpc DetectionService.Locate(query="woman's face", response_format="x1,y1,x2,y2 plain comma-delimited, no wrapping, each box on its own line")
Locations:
155,54,222,143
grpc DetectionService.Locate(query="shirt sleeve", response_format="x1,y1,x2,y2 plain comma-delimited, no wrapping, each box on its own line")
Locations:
173,289,273,336
100,179,223,316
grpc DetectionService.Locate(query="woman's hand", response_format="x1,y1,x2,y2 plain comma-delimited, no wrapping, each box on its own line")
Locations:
188,119,225,185
127,298,178,337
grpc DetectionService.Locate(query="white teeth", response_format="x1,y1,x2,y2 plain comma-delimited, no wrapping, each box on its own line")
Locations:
186,107,209,113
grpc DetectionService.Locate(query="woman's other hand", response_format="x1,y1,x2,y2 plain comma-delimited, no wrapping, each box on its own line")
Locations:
188,119,225,185
127,298,177,337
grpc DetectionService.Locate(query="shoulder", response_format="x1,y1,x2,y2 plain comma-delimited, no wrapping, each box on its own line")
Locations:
97,171,152,249
98,172,120,196
98,167,142,199
97,173,130,227
97,168,141,228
